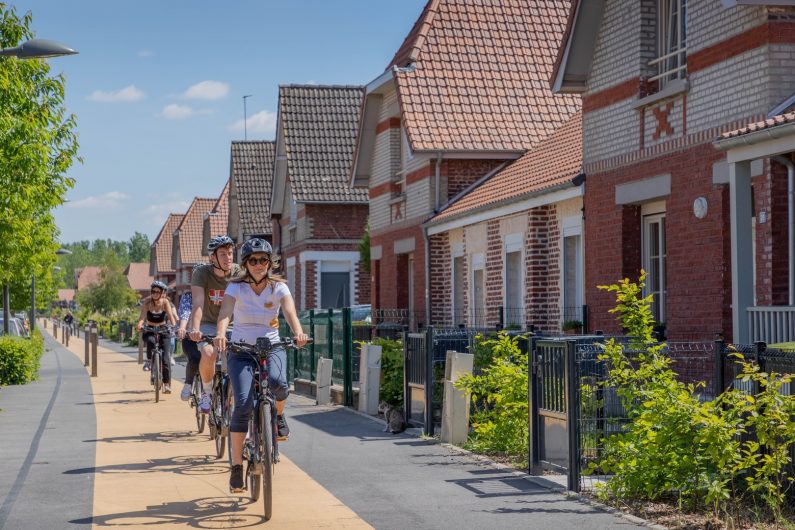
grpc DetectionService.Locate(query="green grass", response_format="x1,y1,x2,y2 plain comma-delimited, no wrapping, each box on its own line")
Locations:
770,342,795,349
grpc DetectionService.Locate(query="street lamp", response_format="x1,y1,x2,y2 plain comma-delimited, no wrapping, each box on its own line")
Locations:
0,38,78,335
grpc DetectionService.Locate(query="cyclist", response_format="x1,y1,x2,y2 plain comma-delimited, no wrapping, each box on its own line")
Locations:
188,235,241,413
136,280,177,393
213,237,307,493
176,289,202,401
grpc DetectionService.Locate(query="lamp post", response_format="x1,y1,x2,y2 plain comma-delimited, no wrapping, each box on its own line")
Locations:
0,38,78,335
26,248,72,333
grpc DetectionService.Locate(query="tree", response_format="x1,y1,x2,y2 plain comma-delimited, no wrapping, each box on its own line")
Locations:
75,251,138,315
0,5,79,298
359,220,370,274
128,232,150,262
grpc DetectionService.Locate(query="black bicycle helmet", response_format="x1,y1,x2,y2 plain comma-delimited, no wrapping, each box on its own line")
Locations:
150,280,168,291
240,238,273,261
207,235,234,252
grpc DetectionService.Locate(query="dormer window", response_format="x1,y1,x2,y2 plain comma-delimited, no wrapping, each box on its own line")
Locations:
650,0,687,88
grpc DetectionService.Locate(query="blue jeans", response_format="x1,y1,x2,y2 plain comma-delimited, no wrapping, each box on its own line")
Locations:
228,347,288,433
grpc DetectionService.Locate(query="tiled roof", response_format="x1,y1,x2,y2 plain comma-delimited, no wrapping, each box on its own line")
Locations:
175,197,216,266
279,85,368,203
207,179,231,241
151,213,184,275
58,289,75,302
75,266,102,291
230,141,275,236
390,0,581,152
125,262,153,291
719,111,795,140
432,112,582,223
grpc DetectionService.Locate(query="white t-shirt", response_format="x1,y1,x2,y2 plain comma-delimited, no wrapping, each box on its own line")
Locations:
223,280,291,345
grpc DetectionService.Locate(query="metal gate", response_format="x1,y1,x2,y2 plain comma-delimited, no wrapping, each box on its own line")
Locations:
404,331,430,431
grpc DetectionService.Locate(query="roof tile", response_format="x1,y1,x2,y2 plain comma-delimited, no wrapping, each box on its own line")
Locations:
719,111,795,140
175,198,216,266
230,141,276,236
151,213,184,274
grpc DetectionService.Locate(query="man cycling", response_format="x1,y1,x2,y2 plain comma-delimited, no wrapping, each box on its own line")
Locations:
188,235,241,413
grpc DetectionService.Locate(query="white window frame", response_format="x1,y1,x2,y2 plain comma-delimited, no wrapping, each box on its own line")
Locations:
451,242,465,327
503,233,524,327
650,0,688,86
641,201,667,324
561,222,584,324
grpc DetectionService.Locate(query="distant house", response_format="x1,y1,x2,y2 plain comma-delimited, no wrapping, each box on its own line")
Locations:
125,262,154,299
74,266,102,292
150,213,185,297
203,179,231,254
270,85,370,310
350,0,579,327
172,197,215,298
56,288,75,309
227,141,276,246
551,0,795,342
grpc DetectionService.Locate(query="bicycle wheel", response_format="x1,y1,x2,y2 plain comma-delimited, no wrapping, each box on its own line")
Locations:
226,383,234,466
260,400,273,520
213,379,225,458
247,413,261,502
153,351,161,403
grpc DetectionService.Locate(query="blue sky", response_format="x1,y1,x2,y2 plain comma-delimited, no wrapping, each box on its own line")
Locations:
10,0,426,243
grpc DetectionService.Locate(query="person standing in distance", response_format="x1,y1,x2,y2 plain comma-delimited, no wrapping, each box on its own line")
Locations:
188,235,241,413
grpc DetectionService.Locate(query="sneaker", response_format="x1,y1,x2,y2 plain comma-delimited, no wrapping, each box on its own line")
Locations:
277,414,289,439
229,464,244,493
163,384,171,394
180,384,192,402
143,360,151,371
199,392,212,414
171,357,176,366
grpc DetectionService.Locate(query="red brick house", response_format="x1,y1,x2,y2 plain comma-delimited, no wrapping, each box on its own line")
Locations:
149,213,184,296
350,0,580,328
227,141,276,246
124,262,154,299
552,0,795,341
203,179,230,254
172,197,215,298
270,85,370,310
425,113,584,333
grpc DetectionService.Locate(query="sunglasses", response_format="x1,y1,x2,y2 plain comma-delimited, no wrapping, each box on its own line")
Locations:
151,289,163,295
247,257,270,266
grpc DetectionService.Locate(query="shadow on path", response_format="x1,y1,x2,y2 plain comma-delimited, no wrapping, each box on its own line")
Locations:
70,496,265,528
64,454,227,477
84,430,206,444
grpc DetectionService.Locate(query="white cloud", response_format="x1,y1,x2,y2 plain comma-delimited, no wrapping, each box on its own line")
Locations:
183,80,230,100
87,85,145,103
229,110,277,136
142,200,192,227
160,104,195,120
306,80,318,85
65,191,129,209
137,49,153,58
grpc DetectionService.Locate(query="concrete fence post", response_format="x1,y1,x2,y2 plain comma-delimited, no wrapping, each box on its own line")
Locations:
84,326,90,366
316,357,333,406
91,327,98,377
441,350,474,445
358,344,382,415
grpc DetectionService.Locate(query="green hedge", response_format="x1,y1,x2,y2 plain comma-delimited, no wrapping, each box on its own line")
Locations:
0,332,44,386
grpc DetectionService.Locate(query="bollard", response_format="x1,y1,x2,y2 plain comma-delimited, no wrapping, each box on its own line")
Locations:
441,350,474,445
44,319,47,330
65,327,70,347
91,328,98,377
138,334,144,364
84,326,90,366
316,357,333,405
358,344,382,415
53,322,58,340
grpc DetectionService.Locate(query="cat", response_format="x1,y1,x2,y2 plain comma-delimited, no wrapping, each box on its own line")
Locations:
378,401,407,434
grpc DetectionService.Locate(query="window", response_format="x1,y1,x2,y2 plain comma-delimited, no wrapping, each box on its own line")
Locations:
651,0,687,87
504,251,523,327
563,233,583,322
453,255,465,327
642,213,667,324
472,268,485,327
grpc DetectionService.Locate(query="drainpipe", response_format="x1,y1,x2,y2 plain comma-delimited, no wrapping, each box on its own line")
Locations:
435,152,442,211
772,156,795,305
424,226,431,328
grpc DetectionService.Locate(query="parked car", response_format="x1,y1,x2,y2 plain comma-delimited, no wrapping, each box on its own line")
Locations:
350,304,371,323
0,317,27,337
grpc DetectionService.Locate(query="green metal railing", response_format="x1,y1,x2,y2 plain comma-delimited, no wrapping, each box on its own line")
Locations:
281,307,354,406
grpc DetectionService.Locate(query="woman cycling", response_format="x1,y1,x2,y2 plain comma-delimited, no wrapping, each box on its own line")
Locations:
213,237,307,493
137,280,177,393
176,289,203,401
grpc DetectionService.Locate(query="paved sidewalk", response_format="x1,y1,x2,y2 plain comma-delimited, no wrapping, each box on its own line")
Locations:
0,330,96,529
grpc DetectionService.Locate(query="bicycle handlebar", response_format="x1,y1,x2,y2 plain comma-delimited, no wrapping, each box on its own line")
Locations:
142,325,173,335
202,335,313,355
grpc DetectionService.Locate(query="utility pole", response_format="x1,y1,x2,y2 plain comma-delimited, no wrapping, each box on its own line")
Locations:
243,94,252,140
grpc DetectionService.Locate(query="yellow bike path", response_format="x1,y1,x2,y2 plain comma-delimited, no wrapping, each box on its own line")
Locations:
43,324,372,529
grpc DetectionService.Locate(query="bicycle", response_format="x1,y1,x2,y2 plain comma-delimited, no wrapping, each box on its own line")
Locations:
197,333,233,460
142,325,172,403
221,335,311,521
190,375,205,434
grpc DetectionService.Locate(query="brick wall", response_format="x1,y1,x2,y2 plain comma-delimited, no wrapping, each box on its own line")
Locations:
429,232,452,325
441,159,506,202
756,157,792,306
526,205,561,332
584,142,731,339
370,224,426,315
485,220,503,326
304,261,317,310
305,204,368,240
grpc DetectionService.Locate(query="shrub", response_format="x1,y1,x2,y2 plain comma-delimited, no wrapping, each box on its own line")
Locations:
0,331,44,385
455,332,528,458
373,337,403,406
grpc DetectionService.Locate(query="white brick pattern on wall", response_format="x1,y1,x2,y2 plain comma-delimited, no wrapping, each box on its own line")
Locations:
688,1,766,52
588,0,642,93
583,100,640,162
